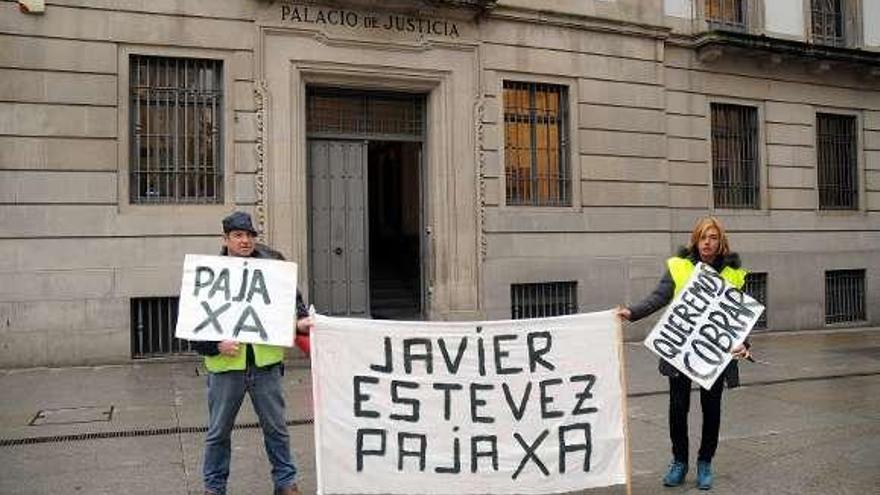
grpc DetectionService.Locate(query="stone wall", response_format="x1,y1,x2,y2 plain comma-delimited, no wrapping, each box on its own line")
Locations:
0,0,261,366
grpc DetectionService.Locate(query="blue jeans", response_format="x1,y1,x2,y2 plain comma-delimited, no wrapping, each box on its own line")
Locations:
203,364,297,495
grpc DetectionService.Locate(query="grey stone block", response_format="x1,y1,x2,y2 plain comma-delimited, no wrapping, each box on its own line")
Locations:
0,69,116,106
582,181,668,207
666,90,707,116
0,171,117,204
580,104,664,133
579,129,665,158
85,298,130,331
766,122,813,147
234,81,256,111
0,34,116,73
578,79,664,108
234,172,257,205
234,142,258,173
666,114,706,139
234,111,258,142
0,270,114,302
768,166,817,189
581,156,667,182
0,136,117,171
7,300,87,333
0,103,116,138
765,101,813,124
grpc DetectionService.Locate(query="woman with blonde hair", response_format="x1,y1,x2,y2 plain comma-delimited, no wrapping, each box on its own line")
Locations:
617,216,751,491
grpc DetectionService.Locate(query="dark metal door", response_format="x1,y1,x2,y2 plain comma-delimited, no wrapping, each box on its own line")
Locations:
308,140,369,316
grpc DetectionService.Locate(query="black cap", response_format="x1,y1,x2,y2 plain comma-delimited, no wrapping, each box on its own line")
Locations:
222,211,258,235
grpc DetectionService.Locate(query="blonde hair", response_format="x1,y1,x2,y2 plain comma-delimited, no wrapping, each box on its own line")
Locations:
688,216,730,258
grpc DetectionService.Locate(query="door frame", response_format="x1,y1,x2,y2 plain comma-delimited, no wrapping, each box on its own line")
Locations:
260,42,481,319
305,87,428,318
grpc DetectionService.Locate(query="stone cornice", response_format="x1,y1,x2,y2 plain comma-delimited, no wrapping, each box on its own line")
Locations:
690,30,880,68
275,0,493,19
665,30,880,77
487,5,670,40
426,0,496,10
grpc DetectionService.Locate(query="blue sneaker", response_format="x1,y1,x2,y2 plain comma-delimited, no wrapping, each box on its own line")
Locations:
662,460,688,487
697,460,713,490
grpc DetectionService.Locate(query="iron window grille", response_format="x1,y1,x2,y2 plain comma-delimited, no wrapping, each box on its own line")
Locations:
503,81,571,206
131,297,191,358
711,103,760,209
130,55,223,204
811,0,845,46
817,113,858,210
825,270,866,324
743,272,768,330
705,0,748,31
511,281,578,319
306,88,425,140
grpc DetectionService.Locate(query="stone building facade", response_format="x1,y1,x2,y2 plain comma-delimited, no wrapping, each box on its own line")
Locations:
1,0,878,367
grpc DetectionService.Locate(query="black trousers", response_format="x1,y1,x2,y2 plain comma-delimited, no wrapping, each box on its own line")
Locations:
668,374,725,463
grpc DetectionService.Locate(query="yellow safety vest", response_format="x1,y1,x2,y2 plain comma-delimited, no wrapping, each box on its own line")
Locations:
204,344,284,373
667,257,747,296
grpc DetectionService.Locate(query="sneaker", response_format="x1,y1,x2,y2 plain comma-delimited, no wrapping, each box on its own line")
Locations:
276,485,301,495
697,460,713,490
662,460,688,487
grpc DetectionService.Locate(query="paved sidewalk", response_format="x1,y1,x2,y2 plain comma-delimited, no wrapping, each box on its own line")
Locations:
1,327,878,494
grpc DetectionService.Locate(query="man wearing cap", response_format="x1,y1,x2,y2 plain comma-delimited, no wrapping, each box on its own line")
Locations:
193,211,313,495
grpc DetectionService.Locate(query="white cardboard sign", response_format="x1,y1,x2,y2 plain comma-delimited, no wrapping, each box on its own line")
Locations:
310,311,629,494
643,263,765,389
174,254,297,347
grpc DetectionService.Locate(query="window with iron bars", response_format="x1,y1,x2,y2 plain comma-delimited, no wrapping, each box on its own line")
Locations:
705,0,748,31
130,55,223,204
503,81,570,206
711,103,760,209
817,113,858,210
131,297,191,358
743,272,768,330
811,0,845,46
511,281,577,319
825,269,866,324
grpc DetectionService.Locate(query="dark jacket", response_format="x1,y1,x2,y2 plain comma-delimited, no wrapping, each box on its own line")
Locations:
191,243,309,357
627,247,748,388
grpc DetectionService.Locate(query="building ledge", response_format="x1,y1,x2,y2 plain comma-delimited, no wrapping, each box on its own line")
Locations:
427,0,497,9
695,30,880,75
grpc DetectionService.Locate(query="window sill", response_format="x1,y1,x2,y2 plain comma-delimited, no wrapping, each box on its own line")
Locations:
823,320,869,329
816,208,867,217
710,208,769,216
117,202,234,217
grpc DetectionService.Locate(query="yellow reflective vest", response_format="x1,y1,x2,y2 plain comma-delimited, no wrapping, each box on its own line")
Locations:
666,256,748,296
204,343,284,373
203,244,290,373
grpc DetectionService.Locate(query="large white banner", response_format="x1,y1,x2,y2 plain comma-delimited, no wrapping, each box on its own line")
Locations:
174,254,297,347
311,311,628,495
644,263,765,390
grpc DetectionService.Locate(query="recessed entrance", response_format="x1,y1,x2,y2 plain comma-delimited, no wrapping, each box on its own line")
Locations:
368,141,421,319
306,88,425,319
